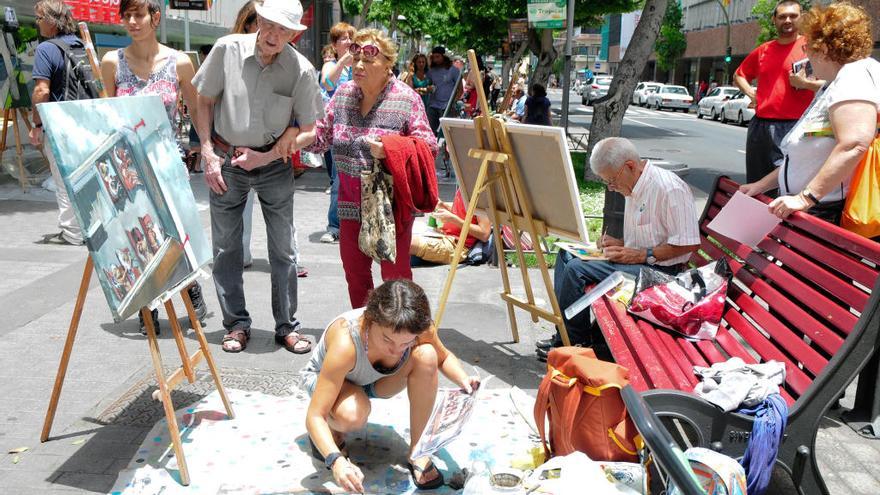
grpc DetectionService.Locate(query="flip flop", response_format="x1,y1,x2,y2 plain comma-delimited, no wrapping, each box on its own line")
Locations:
407,459,445,490
276,332,313,354
221,328,249,353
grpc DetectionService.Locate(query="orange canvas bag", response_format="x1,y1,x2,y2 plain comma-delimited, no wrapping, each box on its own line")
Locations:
533,347,640,462
841,136,880,239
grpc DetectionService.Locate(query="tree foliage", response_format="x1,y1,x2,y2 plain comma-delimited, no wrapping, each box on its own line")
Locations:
751,0,812,45
341,0,641,83
655,0,686,72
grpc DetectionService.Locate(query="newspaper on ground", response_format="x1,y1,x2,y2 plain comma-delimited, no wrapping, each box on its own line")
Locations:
410,374,494,459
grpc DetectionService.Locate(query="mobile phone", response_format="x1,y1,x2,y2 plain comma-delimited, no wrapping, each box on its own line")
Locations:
792,58,813,77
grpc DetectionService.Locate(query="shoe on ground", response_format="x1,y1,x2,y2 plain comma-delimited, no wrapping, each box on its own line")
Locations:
243,258,253,269
139,308,160,336
296,265,308,277
41,232,83,246
324,186,331,194
319,231,339,244
536,347,549,362
535,336,563,350
187,283,208,321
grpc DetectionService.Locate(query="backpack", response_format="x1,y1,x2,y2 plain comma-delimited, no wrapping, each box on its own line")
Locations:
47,39,100,101
534,347,640,462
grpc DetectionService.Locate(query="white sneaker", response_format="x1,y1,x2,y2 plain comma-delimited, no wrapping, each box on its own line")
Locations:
320,231,339,244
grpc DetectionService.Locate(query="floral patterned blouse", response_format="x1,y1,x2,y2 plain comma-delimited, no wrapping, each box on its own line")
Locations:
115,49,181,123
307,76,438,222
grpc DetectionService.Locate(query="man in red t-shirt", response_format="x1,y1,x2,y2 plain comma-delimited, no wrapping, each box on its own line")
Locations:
733,0,825,189
410,191,491,265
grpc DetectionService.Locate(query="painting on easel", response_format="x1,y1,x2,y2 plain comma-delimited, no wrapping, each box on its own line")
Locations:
39,95,211,322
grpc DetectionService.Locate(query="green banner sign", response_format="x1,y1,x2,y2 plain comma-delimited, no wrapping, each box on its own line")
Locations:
527,0,566,29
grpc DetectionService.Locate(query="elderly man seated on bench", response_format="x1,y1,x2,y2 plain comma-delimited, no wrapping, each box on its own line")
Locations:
536,137,701,360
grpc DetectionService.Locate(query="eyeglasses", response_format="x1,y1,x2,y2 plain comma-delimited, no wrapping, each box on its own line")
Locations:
349,43,381,62
602,165,627,188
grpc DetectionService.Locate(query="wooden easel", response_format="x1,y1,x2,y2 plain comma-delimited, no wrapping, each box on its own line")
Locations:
434,50,571,347
0,106,33,192
40,23,234,487
41,258,234,486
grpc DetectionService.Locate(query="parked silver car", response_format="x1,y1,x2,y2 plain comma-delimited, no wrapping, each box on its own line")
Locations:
645,85,693,111
632,82,662,107
582,76,613,106
720,90,756,125
697,86,740,120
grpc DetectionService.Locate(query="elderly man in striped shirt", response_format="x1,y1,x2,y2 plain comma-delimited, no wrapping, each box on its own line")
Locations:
536,137,701,360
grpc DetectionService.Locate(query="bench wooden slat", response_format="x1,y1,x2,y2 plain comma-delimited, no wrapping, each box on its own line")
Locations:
695,339,727,364
740,248,862,331
593,297,650,392
636,320,696,390
767,226,878,291
608,301,677,390
722,308,813,397
699,235,847,353
654,328,703,388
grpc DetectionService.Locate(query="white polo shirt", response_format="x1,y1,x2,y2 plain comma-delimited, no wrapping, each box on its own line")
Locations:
623,162,701,266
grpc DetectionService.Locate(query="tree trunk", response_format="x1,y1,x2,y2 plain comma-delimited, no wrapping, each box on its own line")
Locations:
354,0,374,29
502,42,529,90
586,0,669,237
528,29,558,87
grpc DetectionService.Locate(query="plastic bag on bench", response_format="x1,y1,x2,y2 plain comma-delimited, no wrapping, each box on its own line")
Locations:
628,259,731,340
668,447,747,495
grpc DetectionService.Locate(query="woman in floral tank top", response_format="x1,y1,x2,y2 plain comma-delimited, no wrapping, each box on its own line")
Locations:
100,0,207,335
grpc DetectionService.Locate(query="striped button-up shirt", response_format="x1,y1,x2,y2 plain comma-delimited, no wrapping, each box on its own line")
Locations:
307,77,438,222
624,162,700,266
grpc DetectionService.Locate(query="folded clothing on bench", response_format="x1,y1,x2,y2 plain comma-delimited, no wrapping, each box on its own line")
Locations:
693,358,786,412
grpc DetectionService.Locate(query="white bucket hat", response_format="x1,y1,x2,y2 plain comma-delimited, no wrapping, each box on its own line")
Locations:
254,0,307,31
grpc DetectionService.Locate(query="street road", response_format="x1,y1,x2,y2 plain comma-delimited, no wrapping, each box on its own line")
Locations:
548,88,750,201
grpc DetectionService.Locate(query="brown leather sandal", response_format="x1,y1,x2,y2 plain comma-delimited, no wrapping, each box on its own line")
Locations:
221,328,249,353
275,332,313,354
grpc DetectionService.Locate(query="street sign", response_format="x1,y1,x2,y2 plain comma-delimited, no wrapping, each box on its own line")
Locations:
594,62,601,70
508,19,529,43
527,0,566,29
170,0,212,10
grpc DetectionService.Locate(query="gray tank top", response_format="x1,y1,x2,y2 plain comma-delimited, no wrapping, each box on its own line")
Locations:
301,308,411,386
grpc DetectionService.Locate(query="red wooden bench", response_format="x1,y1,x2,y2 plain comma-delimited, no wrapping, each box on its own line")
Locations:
591,176,880,495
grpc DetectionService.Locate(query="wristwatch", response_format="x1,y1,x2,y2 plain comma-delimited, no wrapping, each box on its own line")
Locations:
646,247,657,265
802,188,820,206
324,451,343,470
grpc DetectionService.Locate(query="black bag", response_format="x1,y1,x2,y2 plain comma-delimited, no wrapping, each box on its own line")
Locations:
47,39,100,101
465,234,495,266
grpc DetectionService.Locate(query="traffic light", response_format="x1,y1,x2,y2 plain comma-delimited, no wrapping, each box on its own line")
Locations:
724,46,732,64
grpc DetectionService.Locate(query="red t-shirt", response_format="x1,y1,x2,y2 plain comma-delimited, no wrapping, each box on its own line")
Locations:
735,36,814,120
441,191,480,248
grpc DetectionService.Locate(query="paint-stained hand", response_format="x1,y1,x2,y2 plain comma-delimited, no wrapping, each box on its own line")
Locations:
332,457,365,493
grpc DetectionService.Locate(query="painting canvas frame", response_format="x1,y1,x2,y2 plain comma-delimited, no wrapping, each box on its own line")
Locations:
440,118,589,243
41,95,211,322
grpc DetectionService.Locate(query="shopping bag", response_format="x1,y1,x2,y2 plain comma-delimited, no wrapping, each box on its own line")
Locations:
359,158,396,262
841,136,880,238
628,259,731,340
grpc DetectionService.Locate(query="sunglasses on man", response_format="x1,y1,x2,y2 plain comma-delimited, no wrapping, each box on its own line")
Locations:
348,43,381,61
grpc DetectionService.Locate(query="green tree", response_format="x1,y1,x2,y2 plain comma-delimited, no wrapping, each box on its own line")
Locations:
751,0,812,45
655,0,686,72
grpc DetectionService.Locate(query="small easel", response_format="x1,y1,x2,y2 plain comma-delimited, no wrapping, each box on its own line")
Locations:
40,23,234,487
434,50,572,347
41,258,234,486
0,106,33,192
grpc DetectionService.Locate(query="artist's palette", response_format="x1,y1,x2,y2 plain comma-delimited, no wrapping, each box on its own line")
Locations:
109,387,538,494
